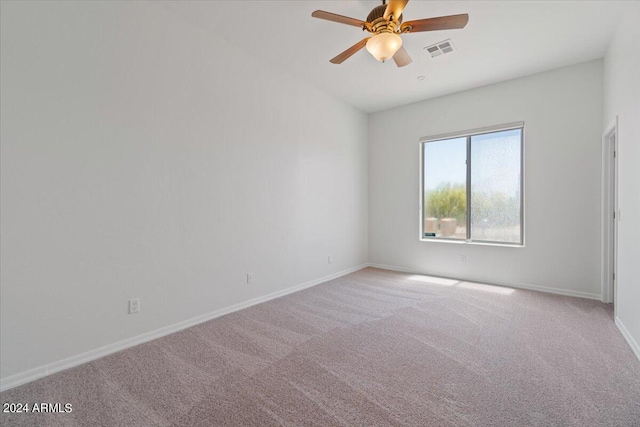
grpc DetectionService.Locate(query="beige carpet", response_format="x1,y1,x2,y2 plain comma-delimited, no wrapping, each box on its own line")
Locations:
2,267,639,426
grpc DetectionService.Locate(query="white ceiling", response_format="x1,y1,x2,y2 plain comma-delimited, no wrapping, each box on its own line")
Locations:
158,1,630,113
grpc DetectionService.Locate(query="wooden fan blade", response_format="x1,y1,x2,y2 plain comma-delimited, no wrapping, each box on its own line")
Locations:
384,0,409,21
393,46,412,67
312,10,366,28
330,38,370,64
401,14,469,33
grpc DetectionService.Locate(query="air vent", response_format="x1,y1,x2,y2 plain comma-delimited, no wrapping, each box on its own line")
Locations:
424,39,455,58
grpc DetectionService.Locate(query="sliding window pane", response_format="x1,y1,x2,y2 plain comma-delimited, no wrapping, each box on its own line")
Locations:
423,137,467,239
470,129,522,243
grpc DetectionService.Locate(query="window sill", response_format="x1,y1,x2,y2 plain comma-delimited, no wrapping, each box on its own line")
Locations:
419,238,524,248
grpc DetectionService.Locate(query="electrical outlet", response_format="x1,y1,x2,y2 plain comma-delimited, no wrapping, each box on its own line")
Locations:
328,255,332,264
129,298,140,314
247,273,254,284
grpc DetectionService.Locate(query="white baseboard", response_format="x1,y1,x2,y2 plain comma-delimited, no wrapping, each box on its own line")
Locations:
0,263,368,392
368,263,602,300
615,317,640,362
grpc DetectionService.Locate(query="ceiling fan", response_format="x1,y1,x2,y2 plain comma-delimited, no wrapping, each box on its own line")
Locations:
312,0,469,67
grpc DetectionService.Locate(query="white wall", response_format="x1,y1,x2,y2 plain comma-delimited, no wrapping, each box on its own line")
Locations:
369,60,603,298
604,3,640,357
0,1,368,381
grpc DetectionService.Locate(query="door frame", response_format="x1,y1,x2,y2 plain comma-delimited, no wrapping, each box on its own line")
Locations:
601,117,618,307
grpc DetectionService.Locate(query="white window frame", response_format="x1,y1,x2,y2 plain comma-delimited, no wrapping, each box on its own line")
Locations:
419,122,525,247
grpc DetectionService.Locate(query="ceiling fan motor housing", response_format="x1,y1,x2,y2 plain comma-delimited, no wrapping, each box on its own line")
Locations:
367,4,403,25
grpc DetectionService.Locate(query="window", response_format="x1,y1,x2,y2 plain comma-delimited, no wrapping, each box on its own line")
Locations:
420,123,523,245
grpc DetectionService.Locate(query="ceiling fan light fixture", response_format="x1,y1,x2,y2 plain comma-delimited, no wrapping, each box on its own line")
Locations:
365,32,402,62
